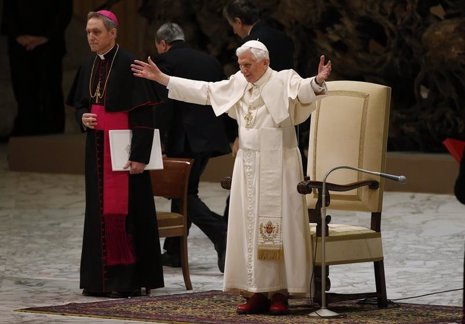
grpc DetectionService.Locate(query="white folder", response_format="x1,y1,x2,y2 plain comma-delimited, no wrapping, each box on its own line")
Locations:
109,129,164,171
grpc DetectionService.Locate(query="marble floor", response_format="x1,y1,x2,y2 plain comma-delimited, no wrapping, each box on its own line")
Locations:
0,142,463,323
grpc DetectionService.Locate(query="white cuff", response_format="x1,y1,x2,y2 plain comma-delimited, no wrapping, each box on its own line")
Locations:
311,77,326,93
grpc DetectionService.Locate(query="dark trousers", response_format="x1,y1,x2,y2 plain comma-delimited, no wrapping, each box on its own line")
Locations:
163,153,227,255
7,40,65,136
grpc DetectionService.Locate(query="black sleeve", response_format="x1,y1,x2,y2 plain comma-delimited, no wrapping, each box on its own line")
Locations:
75,107,88,133
129,105,155,164
66,64,91,132
66,63,93,109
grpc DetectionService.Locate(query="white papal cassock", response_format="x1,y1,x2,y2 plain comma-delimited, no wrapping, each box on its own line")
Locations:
167,67,326,297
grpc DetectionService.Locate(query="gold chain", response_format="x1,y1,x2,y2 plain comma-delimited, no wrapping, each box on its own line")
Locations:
89,44,119,103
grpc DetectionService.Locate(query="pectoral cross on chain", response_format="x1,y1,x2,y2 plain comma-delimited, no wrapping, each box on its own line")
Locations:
95,81,101,103
244,111,254,128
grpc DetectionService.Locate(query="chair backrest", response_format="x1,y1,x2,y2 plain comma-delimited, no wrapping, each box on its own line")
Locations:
150,158,193,216
306,81,391,212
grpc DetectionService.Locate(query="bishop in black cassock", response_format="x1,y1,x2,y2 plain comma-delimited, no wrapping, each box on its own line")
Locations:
66,10,164,297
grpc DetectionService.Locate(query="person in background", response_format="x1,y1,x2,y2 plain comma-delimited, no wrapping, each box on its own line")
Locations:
66,10,164,298
1,0,72,137
131,40,331,315
223,0,294,71
152,22,230,273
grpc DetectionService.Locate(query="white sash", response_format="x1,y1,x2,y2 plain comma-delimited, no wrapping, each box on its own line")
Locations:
239,126,297,260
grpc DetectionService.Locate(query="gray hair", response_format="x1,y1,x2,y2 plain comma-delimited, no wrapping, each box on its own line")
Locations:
236,45,269,61
155,23,185,44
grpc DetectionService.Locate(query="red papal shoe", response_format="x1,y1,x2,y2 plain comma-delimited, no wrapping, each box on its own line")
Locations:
236,293,270,314
269,293,289,315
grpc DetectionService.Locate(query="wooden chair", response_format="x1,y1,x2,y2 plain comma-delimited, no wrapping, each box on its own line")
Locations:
297,81,392,308
150,157,193,290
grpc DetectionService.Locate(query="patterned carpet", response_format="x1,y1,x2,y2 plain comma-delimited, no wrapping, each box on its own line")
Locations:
17,290,463,323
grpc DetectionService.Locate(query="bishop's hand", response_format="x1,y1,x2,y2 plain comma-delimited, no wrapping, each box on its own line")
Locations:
131,56,170,86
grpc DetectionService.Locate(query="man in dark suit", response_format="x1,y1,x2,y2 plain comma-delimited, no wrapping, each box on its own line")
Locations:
223,0,294,71
152,23,230,273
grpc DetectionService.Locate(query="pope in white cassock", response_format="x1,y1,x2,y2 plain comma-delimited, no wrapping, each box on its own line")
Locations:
131,40,332,316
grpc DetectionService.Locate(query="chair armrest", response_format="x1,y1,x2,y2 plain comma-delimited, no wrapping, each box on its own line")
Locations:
297,179,379,194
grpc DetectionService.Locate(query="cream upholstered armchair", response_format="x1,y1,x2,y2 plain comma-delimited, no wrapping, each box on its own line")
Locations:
297,80,392,308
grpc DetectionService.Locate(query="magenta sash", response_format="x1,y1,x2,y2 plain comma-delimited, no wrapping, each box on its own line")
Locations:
91,104,135,266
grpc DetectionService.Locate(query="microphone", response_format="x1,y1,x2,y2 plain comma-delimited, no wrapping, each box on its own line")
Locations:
377,172,407,183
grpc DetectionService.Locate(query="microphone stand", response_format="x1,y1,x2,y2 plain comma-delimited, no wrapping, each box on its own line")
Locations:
309,165,406,318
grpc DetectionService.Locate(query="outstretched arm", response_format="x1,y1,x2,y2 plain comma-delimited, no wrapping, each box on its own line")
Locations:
131,56,170,86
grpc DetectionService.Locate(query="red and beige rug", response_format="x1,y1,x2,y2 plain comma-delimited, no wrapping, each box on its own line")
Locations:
17,290,463,323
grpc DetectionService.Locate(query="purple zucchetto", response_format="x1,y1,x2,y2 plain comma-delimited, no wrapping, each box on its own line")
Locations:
97,10,119,26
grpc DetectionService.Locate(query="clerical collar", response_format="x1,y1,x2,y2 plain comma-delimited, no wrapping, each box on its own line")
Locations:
252,67,272,88
97,44,118,60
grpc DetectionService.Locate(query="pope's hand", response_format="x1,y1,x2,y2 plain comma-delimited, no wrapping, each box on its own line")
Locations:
131,57,170,86
315,55,332,85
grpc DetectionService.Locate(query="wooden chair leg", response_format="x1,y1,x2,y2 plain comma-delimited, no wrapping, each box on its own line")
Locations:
374,260,388,307
180,236,192,290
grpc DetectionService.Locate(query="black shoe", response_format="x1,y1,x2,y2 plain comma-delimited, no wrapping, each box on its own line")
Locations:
82,289,108,297
107,289,142,298
162,252,181,267
214,240,226,273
